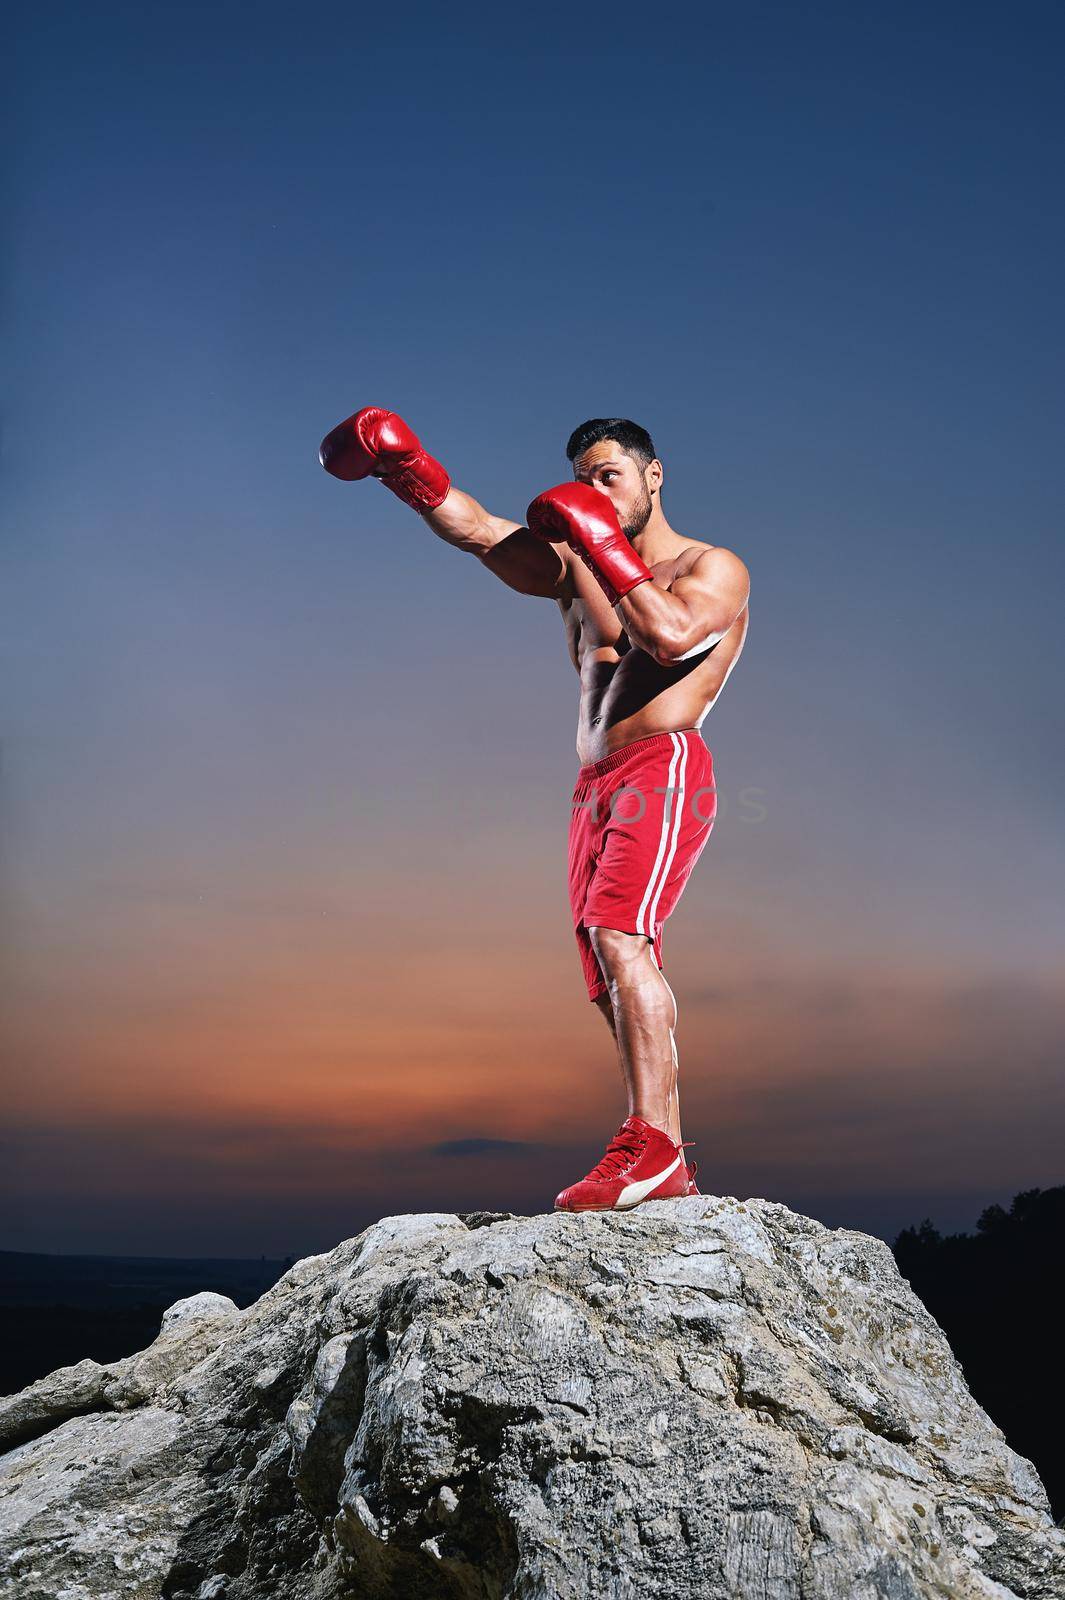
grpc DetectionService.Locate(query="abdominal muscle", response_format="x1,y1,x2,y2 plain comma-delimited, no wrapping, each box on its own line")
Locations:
574,606,749,765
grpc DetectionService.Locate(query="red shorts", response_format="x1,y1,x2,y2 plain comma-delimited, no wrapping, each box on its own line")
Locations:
568,729,717,1003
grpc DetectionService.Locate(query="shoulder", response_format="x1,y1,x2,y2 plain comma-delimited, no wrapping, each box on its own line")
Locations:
680,541,750,593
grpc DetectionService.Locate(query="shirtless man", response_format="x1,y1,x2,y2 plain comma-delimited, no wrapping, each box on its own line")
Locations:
320,408,750,1213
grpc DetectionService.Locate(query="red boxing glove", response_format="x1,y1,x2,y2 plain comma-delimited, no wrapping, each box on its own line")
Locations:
527,483,653,606
319,406,451,512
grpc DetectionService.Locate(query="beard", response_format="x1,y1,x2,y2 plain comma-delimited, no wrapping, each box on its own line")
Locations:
619,482,653,540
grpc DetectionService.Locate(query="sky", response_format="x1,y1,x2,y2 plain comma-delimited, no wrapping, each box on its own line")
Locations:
3,1,1063,1256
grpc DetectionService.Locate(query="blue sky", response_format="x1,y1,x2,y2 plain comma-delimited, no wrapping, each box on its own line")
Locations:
3,1,1063,1254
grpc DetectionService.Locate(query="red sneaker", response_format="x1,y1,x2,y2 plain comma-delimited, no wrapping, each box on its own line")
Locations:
554,1116,689,1212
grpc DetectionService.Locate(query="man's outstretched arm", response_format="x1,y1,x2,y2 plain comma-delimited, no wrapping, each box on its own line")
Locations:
320,406,567,599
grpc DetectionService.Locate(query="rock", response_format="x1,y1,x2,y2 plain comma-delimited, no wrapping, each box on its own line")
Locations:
161,1292,240,1333
0,1357,118,1455
0,1198,1061,1599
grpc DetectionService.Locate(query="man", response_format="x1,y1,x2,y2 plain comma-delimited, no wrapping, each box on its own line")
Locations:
320,408,750,1213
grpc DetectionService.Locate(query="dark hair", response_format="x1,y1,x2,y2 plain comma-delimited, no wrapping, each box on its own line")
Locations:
565,418,656,470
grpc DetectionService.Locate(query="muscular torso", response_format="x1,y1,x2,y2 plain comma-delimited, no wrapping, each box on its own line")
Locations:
558,538,749,764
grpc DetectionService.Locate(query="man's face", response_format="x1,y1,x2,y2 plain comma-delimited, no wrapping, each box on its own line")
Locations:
572,439,656,539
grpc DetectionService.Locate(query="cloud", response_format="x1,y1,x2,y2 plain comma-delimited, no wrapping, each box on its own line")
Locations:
428,1137,541,1158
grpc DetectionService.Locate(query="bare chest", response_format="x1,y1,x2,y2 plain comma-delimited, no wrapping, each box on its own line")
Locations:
558,550,697,669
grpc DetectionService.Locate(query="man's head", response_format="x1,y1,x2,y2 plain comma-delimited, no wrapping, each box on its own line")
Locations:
566,418,662,540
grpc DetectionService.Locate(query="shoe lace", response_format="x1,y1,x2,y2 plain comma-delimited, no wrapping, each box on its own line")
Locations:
588,1127,647,1181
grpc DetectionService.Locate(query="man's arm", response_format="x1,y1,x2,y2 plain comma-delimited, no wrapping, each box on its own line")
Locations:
320,405,567,600
421,490,568,599
524,483,749,651
618,546,750,665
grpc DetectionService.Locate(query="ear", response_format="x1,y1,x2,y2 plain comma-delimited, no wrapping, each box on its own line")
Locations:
646,458,664,495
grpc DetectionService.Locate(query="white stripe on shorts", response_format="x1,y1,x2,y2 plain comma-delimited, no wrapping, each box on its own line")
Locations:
645,731,690,934
635,732,682,937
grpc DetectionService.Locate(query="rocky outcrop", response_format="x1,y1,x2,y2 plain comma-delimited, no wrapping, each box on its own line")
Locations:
1,1198,1061,1599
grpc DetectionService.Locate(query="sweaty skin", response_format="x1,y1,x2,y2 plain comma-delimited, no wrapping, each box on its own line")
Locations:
417,436,750,1158
424,438,749,761
563,540,748,765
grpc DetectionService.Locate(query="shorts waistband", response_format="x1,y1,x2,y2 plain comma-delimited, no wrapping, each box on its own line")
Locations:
576,728,704,782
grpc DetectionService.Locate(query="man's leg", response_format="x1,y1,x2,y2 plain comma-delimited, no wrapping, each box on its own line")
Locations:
590,929,683,1146
588,985,681,1152
556,731,713,1211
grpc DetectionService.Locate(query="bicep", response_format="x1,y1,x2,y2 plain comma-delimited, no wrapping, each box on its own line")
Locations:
479,523,568,598
671,549,750,636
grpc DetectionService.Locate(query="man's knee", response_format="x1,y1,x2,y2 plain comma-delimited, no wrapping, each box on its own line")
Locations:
588,925,654,981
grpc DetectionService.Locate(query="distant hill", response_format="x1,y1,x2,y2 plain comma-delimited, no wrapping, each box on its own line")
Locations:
894,1185,1064,1519
0,1249,290,1395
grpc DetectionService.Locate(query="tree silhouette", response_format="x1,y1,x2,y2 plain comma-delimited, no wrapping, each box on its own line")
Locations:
894,1186,1064,1518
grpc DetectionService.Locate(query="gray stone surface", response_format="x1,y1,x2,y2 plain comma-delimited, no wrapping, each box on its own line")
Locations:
1,1198,1061,1599
161,1292,240,1333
